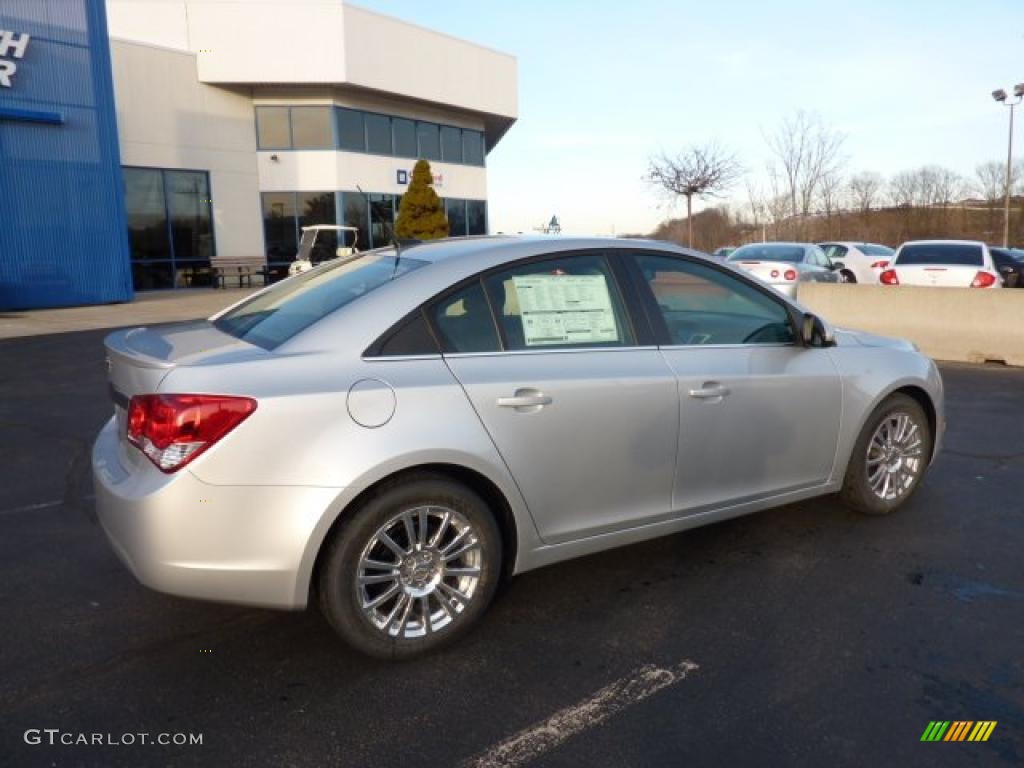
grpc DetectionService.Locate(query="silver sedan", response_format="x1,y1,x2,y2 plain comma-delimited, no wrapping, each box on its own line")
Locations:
93,237,944,658
727,242,844,296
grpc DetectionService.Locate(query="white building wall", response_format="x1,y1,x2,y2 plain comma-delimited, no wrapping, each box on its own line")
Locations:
256,151,489,201
110,40,264,258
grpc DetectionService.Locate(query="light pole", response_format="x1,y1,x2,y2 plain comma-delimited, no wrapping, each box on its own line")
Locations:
992,84,1024,247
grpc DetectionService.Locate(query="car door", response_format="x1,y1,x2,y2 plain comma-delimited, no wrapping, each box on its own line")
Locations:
629,252,842,513
806,246,840,282
431,251,679,544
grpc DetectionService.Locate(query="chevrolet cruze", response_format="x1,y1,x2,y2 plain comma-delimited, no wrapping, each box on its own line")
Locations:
93,236,944,658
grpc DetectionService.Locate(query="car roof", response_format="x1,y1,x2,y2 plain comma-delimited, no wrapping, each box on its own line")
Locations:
735,242,814,248
898,239,985,247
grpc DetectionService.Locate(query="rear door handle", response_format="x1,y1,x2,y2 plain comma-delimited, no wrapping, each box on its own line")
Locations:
688,384,730,399
497,389,552,409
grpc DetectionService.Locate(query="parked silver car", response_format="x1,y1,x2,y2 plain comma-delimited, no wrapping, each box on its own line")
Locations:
94,237,944,658
728,242,844,296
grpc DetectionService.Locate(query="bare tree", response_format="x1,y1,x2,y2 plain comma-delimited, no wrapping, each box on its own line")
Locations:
976,161,1006,204
764,110,845,237
888,170,919,208
816,170,845,237
646,143,742,247
848,171,884,215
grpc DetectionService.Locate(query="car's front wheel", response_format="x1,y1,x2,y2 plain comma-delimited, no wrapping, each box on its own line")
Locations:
840,393,932,515
318,474,502,659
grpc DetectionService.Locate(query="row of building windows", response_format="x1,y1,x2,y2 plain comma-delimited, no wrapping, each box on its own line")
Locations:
255,106,486,166
262,191,486,278
123,167,215,290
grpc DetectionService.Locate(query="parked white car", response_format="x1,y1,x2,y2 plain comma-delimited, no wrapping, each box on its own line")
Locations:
881,240,1002,288
819,242,895,284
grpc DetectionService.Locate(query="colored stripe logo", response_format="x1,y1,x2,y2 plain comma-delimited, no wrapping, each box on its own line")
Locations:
921,721,997,742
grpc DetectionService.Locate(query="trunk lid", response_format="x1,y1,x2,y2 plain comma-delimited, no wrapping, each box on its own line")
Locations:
892,265,983,287
104,321,266,432
731,259,799,282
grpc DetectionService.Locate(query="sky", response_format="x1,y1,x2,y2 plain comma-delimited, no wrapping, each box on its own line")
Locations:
355,0,1024,236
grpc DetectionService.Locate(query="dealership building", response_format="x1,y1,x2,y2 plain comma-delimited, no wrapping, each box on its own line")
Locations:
0,0,517,309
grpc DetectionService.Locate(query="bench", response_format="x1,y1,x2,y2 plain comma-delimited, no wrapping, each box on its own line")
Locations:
211,257,268,289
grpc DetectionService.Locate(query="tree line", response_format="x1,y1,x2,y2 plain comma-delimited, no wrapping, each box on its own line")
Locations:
646,111,1024,251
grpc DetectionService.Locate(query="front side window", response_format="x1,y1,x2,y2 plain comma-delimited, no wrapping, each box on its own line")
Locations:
215,252,427,349
482,254,634,351
634,254,795,346
821,244,847,261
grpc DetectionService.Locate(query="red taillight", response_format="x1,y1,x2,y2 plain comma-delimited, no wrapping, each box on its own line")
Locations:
870,260,889,269
783,269,797,281
127,394,257,472
970,271,997,288
879,269,899,285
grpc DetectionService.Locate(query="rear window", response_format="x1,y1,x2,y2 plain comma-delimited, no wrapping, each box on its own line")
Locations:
896,243,983,267
214,252,427,349
859,244,895,257
728,245,805,263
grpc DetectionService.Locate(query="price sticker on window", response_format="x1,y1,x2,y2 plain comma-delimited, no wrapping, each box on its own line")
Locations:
511,274,620,346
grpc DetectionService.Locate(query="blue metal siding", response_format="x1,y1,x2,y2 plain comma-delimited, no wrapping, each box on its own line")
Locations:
0,0,132,310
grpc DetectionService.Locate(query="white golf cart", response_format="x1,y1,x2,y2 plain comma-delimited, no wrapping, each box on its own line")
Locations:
288,225,360,276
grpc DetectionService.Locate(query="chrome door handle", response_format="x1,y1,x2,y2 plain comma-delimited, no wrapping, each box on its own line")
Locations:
688,384,730,399
497,391,552,408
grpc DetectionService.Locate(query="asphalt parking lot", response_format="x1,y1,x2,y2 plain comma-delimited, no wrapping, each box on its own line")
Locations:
1,328,1022,768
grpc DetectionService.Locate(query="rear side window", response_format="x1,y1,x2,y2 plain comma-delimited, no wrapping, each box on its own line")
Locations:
482,254,634,351
215,253,427,349
431,281,500,354
821,244,848,260
896,243,983,266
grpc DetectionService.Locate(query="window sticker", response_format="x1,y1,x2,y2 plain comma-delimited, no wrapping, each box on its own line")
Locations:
511,274,620,346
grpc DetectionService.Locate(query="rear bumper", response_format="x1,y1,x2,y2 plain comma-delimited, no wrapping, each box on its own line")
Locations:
92,417,340,609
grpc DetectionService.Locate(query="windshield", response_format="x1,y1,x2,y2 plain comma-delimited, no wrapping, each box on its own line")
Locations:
895,243,983,267
728,244,805,263
214,252,427,349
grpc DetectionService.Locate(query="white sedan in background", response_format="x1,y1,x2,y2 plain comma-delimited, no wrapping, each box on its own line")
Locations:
819,242,895,284
880,240,1003,288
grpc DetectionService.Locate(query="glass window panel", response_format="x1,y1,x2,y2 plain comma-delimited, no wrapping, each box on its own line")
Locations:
369,194,394,249
441,126,462,163
417,122,440,160
446,198,467,236
431,281,500,354
365,113,392,154
392,117,417,158
483,254,633,351
256,106,291,149
467,200,487,235
124,167,171,261
131,261,175,291
463,130,485,166
634,253,796,346
337,108,365,152
166,170,214,261
343,192,369,253
290,107,333,149
297,192,338,264
262,192,298,265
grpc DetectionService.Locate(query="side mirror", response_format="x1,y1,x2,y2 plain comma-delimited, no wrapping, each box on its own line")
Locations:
801,312,835,347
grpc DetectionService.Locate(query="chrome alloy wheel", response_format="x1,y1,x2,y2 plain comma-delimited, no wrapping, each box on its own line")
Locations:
355,505,482,639
865,411,924,501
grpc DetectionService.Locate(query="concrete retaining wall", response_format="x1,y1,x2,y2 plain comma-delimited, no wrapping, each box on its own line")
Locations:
797,283,1024,367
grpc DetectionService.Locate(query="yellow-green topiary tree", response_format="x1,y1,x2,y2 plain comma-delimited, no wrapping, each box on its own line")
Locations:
395,159,450,240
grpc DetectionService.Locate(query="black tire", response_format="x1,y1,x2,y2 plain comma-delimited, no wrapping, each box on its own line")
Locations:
840,270,857,284
840,393,932,515
318,473,502,659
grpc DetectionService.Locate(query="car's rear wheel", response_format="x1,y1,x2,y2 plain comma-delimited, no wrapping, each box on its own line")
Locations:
318,474,501,659
839,269,857,283
840,393,932,515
